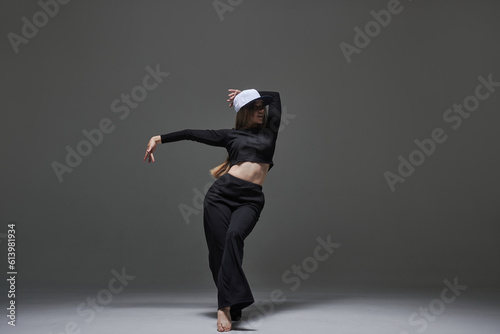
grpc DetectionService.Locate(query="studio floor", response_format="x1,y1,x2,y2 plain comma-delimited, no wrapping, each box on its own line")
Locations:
3,284,499,334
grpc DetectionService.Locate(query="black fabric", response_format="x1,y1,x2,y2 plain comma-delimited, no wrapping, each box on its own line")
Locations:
203,172,265,311
160,91,281,171
159,90,278,313
230,308,242,321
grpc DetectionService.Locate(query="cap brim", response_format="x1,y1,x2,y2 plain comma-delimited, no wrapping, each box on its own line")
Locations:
240,95,273,109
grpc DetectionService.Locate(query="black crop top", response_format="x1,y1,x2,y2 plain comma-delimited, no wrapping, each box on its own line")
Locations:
160,91,281,171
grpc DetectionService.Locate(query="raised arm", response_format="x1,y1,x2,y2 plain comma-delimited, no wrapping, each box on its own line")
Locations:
259,91,281,134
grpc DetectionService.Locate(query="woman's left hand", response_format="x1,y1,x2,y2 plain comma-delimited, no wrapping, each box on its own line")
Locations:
227,89,241,107
144,136,159,163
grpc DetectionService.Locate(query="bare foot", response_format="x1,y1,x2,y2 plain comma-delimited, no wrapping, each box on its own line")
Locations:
217,307,231,332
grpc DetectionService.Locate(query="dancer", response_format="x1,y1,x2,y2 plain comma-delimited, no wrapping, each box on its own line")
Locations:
144,88,281,332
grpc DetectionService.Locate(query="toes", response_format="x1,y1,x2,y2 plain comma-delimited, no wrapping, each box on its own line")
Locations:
217,322,231,332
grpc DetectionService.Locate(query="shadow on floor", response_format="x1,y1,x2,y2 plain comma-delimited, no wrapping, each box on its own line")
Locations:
199,293,349,331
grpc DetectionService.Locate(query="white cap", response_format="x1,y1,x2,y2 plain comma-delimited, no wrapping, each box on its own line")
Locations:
233,89,273,113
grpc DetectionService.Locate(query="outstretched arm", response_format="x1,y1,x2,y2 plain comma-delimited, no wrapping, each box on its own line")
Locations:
160,129,230,146
144,89,236,164
143,129,230,163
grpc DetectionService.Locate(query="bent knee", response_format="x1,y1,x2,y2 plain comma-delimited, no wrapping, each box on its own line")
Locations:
225,229,244,242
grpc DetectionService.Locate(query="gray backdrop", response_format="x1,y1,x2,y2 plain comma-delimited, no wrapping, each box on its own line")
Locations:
1,0,499,293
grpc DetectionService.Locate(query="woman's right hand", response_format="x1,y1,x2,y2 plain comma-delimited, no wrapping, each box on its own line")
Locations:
144,136,160,163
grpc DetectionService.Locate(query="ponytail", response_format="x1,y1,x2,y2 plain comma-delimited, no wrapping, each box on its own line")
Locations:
209,156,231,179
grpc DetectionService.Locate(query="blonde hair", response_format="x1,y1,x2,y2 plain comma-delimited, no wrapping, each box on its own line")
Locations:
209,103,268,178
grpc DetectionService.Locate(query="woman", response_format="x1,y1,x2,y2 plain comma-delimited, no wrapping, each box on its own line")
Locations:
144,88,281,332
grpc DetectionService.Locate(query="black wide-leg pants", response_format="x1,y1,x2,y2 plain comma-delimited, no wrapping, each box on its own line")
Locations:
203,172,265,312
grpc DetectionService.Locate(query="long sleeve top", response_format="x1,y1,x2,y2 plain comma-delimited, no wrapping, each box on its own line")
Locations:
160,91,281,171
